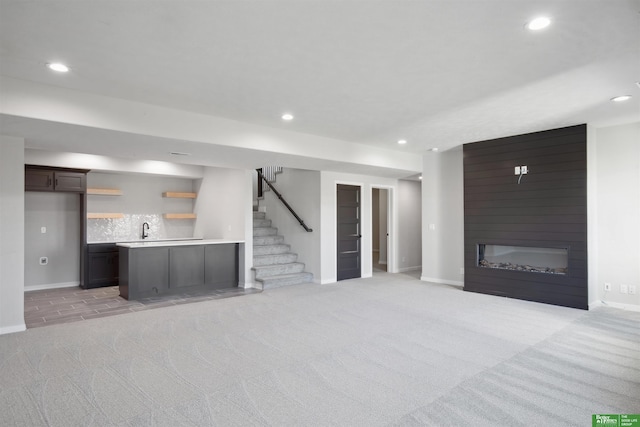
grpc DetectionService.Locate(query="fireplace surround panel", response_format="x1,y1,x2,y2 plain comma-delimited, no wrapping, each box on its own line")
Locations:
463,125,587,309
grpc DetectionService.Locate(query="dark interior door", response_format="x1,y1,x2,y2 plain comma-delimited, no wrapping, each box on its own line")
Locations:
337,184,361,281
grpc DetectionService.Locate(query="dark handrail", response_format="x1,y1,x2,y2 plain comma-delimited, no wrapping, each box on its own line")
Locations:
256,169,313,232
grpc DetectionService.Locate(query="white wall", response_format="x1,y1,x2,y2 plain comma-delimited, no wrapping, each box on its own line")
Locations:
260,168,321,282
398,180,422,271
0,135,25,334
590,122,640,309
194,166,253,287
25,192,80,290
421,149,464,286
320,171,398,283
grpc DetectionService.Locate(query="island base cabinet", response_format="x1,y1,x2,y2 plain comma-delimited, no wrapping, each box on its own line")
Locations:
170,246,205,289
205,244,238,289
119,243,239,300
119,247,169,299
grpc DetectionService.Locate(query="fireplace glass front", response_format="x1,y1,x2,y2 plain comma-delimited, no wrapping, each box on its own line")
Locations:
478,244,568,275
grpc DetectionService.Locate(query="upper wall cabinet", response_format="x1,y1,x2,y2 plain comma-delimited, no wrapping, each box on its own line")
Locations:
25,166,89,193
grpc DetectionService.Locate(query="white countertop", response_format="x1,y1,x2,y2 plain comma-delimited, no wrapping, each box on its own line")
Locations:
88,237,204,245
116,239,243,248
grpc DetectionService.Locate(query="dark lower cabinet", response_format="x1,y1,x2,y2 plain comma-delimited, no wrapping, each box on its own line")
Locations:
205,244,239,289
85,244,119,289
119,243,239,300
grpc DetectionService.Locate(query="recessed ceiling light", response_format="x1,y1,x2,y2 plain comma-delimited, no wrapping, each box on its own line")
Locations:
47,62,70,72
397,139,407,145
431,147,439,152
282,113,294,121
526,16,551,31
610,95,632,102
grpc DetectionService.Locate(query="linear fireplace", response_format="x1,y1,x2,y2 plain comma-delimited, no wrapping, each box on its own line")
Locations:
478,244,568,275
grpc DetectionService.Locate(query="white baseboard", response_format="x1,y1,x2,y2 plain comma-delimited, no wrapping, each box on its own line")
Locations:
398,266,421,273
0,324,27,335
24,281,79,292
589,300,640,312
420,276,464,288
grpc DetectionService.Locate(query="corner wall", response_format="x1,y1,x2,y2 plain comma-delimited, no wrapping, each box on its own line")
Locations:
0,135,25,334
421,149,464,286
398,180,422,271
194,167,253,288
590,122,640,309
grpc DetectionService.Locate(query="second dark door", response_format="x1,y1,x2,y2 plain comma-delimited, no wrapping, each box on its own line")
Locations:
337,184,361,281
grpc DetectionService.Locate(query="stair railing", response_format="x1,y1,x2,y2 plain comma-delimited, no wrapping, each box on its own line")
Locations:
256,168,313,232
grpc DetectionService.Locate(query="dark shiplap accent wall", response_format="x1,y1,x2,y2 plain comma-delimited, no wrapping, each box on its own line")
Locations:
463,124,587,309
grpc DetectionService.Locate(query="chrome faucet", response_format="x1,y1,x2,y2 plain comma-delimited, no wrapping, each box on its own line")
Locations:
142,222,150,239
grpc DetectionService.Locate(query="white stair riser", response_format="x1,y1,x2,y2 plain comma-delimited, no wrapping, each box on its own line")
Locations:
253,212,266,220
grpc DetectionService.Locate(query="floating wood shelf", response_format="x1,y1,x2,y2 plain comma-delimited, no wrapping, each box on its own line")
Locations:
87,188,123,196
163,213,197,219
162,192,197,199
87,213,124,219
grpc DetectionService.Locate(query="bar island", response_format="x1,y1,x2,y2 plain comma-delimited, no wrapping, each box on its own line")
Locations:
117,239,243,300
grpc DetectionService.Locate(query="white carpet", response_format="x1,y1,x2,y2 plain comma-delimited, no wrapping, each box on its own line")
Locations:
1,272,638,426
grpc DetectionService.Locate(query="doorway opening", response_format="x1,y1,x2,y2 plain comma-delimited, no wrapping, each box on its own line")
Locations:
372,188,389,273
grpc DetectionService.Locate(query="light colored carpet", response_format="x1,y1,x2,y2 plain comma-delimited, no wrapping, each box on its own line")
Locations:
1,272,638,426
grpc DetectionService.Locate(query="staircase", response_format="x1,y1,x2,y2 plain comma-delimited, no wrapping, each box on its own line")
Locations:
252,211,313,289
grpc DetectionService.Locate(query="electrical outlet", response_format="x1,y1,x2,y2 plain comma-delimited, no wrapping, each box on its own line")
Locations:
620,284,628,294
629,285,636,295
521,165,528,174
604,282,611,291
41,226,47,234
39,257,48,265
460,267,465,275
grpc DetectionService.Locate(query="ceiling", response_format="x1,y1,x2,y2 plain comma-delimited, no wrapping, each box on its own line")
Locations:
0,0,639,168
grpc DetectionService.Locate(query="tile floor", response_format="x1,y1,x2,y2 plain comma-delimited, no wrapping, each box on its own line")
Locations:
24,285,261,329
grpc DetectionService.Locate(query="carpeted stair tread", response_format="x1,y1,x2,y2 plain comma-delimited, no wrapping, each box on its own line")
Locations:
253,262,305,278
253,253,298,266
256,272,314,289
253,244,291,255
253,235,285,245
253,227,278,237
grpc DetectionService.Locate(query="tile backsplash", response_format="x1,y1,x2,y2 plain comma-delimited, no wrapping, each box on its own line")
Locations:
87,214,195,243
